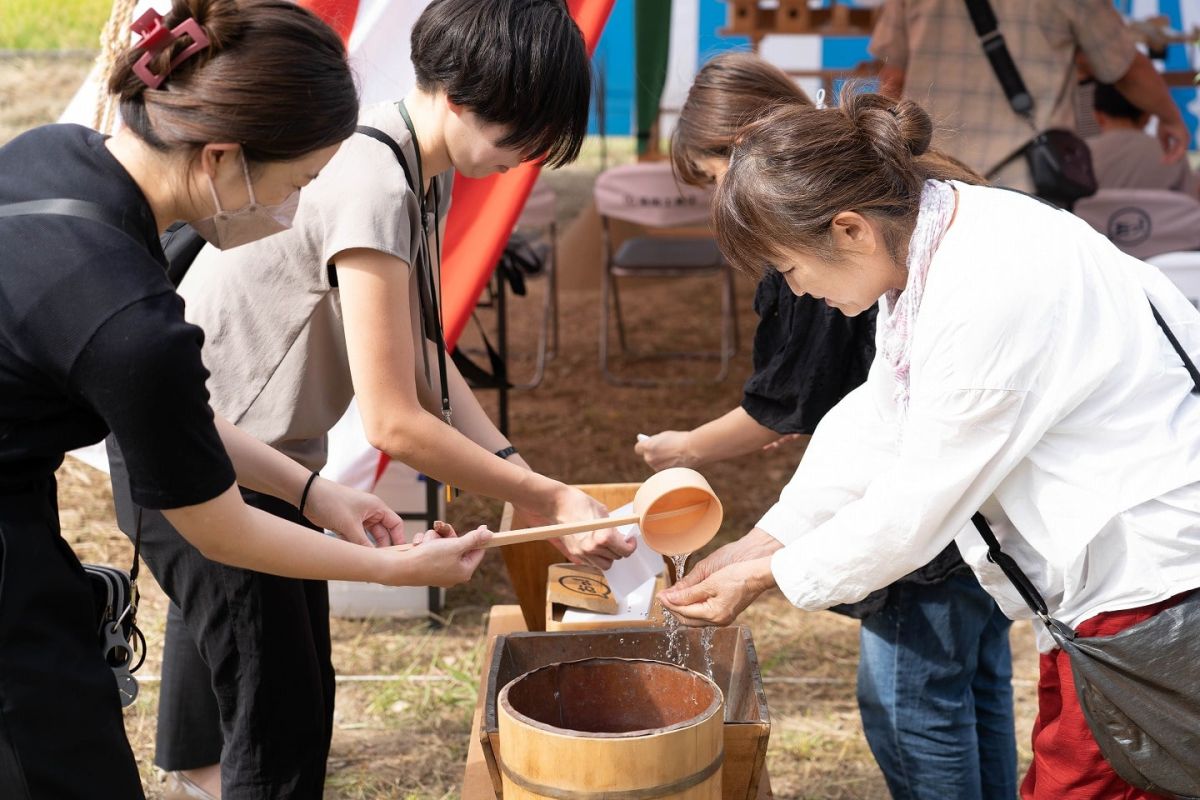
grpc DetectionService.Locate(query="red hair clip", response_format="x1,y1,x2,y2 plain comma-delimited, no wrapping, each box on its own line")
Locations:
130,8,210,90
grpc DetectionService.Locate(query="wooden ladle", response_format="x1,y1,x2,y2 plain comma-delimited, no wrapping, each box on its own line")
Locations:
486,467,723,556
397,468,723,557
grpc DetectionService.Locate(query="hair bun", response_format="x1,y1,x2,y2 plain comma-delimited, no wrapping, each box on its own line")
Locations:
102,0,358,165
888,99,933,157
841,92,932,187
166,0,240,50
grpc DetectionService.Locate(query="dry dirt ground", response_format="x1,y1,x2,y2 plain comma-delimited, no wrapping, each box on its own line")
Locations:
3,55,1040,800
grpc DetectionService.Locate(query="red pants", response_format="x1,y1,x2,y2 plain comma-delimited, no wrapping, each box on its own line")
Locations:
1020,593,1189,800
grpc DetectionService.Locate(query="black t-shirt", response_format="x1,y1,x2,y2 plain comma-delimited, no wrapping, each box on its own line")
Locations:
740,271,967,615
741,269,878,434
0,124,235,509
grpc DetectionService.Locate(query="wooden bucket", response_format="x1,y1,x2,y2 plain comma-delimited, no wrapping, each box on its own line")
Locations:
498,658,724,799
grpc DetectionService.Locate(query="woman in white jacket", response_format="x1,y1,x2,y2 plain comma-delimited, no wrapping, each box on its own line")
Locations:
659,92,1200,800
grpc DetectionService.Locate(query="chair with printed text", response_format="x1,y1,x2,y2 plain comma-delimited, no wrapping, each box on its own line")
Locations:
1074,189,1200,261
594,161,738,386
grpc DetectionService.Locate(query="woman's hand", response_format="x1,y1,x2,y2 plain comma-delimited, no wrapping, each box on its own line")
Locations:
635,430,696,470
515,486,636,571
658,557,776,627
383,524,491,587
669,528,783,594
301,476,406,547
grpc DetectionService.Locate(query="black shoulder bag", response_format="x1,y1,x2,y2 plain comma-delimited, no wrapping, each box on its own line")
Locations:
964,0,1097,209
0,199,152,707
971,301,1200,798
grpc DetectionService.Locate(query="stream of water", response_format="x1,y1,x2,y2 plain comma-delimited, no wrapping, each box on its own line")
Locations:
660,553,719,681
662,554,692,665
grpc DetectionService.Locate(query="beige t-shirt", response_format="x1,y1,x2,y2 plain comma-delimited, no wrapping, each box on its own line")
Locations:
180,101,454,471
1088,128,1200,196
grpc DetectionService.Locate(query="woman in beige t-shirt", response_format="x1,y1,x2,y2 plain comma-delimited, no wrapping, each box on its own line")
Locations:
108,3,627,798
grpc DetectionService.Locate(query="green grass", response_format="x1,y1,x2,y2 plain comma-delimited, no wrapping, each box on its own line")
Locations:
0,0,111,51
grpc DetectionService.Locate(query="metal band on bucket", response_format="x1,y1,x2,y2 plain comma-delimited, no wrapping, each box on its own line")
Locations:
500,748,724,800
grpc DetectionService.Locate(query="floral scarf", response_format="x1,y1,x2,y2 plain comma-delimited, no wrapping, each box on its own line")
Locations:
879,180,957,414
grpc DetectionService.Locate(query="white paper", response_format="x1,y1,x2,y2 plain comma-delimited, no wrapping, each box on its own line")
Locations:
561,503,665,624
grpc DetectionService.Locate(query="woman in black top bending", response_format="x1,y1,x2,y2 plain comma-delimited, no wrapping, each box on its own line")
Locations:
0,1,488,796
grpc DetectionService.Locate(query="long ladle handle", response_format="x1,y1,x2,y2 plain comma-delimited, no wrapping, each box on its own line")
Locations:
482,513,641,548
483,500,709,549
387,501,710,551
386,514,640,552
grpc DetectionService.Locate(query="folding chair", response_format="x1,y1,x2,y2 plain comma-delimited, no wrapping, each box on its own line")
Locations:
593,161,737,386
1074,189,1200,261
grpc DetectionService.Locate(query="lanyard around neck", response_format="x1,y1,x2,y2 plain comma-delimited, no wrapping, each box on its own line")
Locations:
397,100,452,429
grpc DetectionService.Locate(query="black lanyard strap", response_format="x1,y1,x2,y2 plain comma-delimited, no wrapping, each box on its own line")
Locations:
354,125,414,190
1150,301,1200,393
359,108,454,427
395,103,452,424
970,512,1050,619
352,126,433,381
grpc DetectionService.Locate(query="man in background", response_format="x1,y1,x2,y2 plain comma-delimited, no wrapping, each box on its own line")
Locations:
870,0,1188,191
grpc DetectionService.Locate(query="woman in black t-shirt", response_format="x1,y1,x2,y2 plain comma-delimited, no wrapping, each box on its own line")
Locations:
0,2,489,797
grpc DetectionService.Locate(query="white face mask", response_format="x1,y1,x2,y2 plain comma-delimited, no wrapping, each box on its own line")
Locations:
191,152,299,250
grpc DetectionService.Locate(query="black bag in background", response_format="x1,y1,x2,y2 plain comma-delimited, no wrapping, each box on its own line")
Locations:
1020,129,1097,208
450,233,549,390
964,0,1097,208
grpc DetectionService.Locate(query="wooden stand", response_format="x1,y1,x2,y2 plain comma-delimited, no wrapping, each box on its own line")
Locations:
461,606,773,799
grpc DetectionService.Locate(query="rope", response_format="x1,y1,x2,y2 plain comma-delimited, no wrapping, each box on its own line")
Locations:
92,0,138,133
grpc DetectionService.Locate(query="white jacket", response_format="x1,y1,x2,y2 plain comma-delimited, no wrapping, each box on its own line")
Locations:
758,182,1200,651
